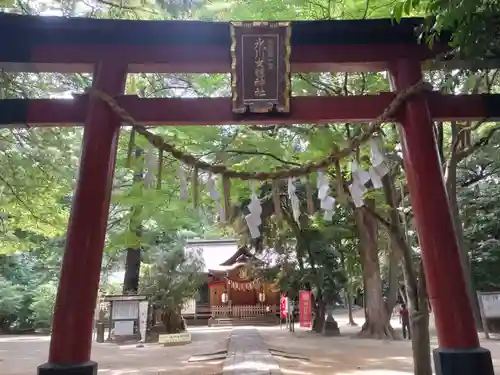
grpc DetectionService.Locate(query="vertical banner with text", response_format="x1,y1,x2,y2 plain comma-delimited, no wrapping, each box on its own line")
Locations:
299,290,312,328
280,294,288,318
230,21,291,114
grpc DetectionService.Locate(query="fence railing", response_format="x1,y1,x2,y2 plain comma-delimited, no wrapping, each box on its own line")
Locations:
211,304,278,319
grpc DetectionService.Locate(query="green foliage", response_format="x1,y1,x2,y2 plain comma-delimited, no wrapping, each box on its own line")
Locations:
393,0,500,58
0,276,24,330
459,138,500,291
30,282,58,328
0,241,63,330
140,236,204,332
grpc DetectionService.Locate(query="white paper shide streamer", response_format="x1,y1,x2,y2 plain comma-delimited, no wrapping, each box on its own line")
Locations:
207,174,225,223
144,147,157,188
348,138,390,207
349,161,368,208
288,178,300,223
316,170,335,221
245,185,262,239
369,138,389,188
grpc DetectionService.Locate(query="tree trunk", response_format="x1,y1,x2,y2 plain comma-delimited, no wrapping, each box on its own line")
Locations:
435,122,445,164
346,291,357,326
123,248,141,294
162,312,171,333
363,278,368,320
162,310,183,334
380,173,432,375
313,291,325,333
341,251,358,326
0,317,11,333
392,227,432,375
356,204,394,339
444,123,482,329
386,238,402,315
410,261,432,375
122,147,144,295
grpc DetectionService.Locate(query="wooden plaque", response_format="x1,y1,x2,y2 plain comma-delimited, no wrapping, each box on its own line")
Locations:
230,21,291,114
158,332,192,346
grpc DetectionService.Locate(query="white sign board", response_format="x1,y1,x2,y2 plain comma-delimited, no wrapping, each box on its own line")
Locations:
105,295,147,302
181,299,196,315
138,301,149,342
479,293,500,318
114,320,134,336
112,300,139,320
158,332,191,345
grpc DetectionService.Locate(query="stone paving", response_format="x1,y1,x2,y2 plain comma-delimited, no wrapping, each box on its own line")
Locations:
222,328,281,375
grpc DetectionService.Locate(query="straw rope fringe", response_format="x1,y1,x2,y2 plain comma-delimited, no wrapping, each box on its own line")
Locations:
90,81,430,181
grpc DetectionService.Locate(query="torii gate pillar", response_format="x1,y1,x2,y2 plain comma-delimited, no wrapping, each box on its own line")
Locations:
38,61,127,375
390,59,494,375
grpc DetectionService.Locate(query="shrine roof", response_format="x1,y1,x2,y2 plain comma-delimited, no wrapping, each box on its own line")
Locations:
219,246,258,266
185,239,239,273
184,239,267,273
0,13,428,48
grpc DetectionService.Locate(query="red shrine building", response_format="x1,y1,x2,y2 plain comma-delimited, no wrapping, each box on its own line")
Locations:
182,239,280,325
0,12,497,375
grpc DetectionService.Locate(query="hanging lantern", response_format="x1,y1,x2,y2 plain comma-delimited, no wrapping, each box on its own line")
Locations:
221,290,229,304
258,291,266,303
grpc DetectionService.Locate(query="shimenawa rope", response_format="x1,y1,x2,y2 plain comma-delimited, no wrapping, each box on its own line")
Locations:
90,80,430,181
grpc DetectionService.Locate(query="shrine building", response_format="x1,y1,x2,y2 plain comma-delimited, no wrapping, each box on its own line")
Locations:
183,239,280,325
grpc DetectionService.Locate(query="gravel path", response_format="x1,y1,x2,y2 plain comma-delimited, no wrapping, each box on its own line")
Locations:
258,311,500,375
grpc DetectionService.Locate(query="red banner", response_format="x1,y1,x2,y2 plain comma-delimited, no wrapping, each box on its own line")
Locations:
280,294,288,318
299,290,312,328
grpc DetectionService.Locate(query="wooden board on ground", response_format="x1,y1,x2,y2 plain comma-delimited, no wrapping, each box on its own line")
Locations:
269,348,310,361
158,332,192,346
188,350,228,362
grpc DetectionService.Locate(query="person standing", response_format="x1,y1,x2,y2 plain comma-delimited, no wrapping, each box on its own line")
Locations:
399,303,411,340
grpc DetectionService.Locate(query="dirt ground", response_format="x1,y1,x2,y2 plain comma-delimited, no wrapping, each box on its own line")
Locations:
259,310,500,375
0,326,230,375
1,311,499,375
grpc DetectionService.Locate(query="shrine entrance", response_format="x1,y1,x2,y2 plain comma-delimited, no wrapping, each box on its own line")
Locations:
0,13,498,375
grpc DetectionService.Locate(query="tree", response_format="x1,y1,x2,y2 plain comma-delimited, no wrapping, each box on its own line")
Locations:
30,282,58,329
376,172,432,375
339,239,362,326
0,276,24,332
355,203,391,338
460,141,500,292
392,0,500,58
140,237,204,334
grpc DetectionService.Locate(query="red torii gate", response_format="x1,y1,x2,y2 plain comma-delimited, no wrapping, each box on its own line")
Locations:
0,13,497,375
